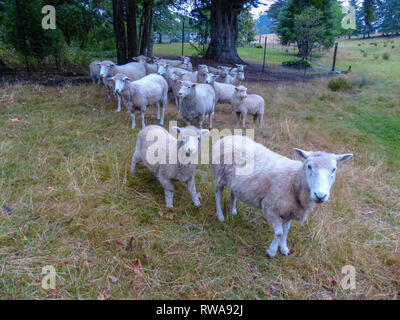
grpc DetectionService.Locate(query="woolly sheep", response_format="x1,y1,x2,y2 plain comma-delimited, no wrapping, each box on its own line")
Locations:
154,56,183,68
179,56,193,72
131,125,209,208
231,85,264,128
197,65,209,83
212,135,353,258
109,73,168,129
89,60,102,84
225,71,245,85
99,60,146,112
177,80,216,129
204,72,236,104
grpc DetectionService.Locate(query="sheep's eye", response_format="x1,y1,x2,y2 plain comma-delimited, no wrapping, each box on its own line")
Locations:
331,168,336,174
307,164,312,170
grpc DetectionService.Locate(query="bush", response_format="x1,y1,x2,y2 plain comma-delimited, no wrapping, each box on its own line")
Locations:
382,52,390,60
282,59,311,67
363,52,368,57
392,45,395,49
253,43,263,49
328,78,353,92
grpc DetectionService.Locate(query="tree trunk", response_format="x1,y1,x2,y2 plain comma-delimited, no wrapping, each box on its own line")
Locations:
140,0,153,57
113,0,128,64
126,0,138,59
205,0,247,64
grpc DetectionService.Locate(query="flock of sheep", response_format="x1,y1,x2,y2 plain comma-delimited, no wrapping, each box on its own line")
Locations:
89,56,353,258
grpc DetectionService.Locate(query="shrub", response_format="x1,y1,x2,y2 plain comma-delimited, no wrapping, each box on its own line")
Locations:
382,52,390,60
392,45,395,49
253,43,263,49
282,59,311,67
363,52,368,57
328,78,353,92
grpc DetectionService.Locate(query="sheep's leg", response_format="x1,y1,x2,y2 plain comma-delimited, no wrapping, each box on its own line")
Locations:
156,102,160,120
140,111,146,128
230,191,237,215
279,220,291,256
242,112,248,128
160,102,166,126
259,113,263,128
130,111,136,129
130,145,142,176
215,184,225,221
187,176,200,207
209,112,214,128
92,77,95,85
253,114,258,126
117,95,122,112
235,112,241,127
199,117,204,130
265,215,283,258
159,177,174,208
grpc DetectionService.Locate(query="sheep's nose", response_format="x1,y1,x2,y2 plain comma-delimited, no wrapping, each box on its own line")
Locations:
186,150,191,157
314,192,327,203
179,93,184,97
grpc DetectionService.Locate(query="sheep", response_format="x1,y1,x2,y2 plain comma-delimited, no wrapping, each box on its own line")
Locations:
179,56,193,71
154,56,183,68
131,125,209,208
204,72,236,104
205,65,220,75
225,71,245,85
212,135,353,258
230,64,246,74
178,80,216,130
132,55,157,74
230,85,264,128
89,60,102,84
156,62,197,92
197,65,209,83
217,66,232,82
169,70,198,107
99,60,146,112
109,73,168,129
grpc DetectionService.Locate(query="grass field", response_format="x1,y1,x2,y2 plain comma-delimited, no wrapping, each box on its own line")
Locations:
1,37,400,299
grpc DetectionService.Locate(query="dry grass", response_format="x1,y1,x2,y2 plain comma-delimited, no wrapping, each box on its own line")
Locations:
1,72,400,299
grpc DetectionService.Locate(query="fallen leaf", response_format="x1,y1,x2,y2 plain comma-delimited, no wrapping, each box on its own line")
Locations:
166,213,174,220
108,275,119,283
10,118,20,122
126,237,134,252
228,281,235,288
104,137,111,142
263,290,271,296
158,211,164,217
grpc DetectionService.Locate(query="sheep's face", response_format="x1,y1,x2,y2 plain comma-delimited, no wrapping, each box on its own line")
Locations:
174,126,209,157
99,62,115,78
199,65,209,74
218,66,230,77
235,64,245,72
238,71,245,81
111,75,131,94
234,86,247,99
170,72,180,82
181,56,190,65
294,149,353,204
205,72,218,85
178,81,196,98
157,63,168,76
133,55,148,64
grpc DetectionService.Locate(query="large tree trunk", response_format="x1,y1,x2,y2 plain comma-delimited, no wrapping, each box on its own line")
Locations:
113,0,128,64
126,0,138,59
205,0,247,64
140,0,153,57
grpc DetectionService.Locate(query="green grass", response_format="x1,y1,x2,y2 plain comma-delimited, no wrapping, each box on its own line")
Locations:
1,37,400,300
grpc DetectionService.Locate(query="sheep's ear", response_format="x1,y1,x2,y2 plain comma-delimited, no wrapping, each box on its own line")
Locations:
293,148,311,159
177,80,183,85
172,126,182,134
96,63,101,66
335,153,353,162
123,76,132,81
191,83,196,88
235,87,239,91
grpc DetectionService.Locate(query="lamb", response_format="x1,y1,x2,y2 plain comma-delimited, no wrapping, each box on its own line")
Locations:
217,66,232,82
230,85,264,128
204,72,236,104
132,55,157,74
179,56,193,71
109,73,168,129
89,60,102,84
131,125,209,208
154,56,183,68
178,80,216,129
99,60,147,112
169,70,198,107
212,135,353,258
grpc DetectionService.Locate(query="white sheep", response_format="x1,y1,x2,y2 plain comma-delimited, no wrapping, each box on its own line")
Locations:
204,72,236,104
231,85,264,128
99,60,146,112
89,60,102,84
132,55,157,74
212,135,353,258
179,56,193,72
225,71,245,85
177,80,216,129
154,56,183,68
109,73,168,129
131,125,209,208
197,65,209,83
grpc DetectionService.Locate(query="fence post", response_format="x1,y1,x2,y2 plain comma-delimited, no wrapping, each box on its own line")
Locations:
332,42,338,71
262,36,267,74
181,20,185,56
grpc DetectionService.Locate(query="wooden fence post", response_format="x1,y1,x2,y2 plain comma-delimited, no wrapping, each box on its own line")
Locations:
332,42,338,71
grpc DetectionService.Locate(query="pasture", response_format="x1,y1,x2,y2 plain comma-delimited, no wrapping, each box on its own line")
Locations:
1,37,400,299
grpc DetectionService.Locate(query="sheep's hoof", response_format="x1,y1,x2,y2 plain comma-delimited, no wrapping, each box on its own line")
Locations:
232,209,237,215
194,200,201,207
166,204,174,208
266,249,277,259
217,214,225,222
279,247,291,256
